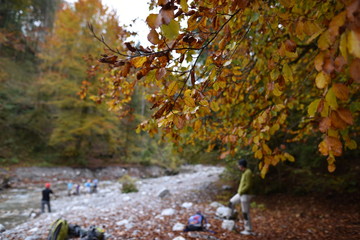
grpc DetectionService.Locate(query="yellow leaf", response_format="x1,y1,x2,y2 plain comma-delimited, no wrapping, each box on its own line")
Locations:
252,144,258,153
318,30,331,50
307,99,321,117
272,83,282,96
260,164,268,179
284,152,295,162
347,30,360,58
328,163,336,173
262,143,272,155
193,120,202,131
315,71,330,89
180,0,188,12
199,100,208,106
346,139,357,150
282,63,293,82
339,33,348,60
314,52,324,72
270,123,280,135
210,101,220,112
184,89,192,97
253,135,260,144
184,96,196,107
318,140,329,156
130,56,147,68
325,88,338,110
255,149,263,159
167,81,178,96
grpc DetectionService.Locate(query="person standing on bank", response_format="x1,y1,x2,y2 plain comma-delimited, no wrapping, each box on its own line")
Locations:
41,182,55,213
229,159,254,235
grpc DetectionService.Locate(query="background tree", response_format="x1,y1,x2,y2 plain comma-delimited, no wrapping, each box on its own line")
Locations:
93,0,359,177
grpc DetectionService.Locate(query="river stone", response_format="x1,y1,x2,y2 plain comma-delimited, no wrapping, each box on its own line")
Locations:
210,201,223,208
173,237,186,240
172,222,185,231
0,223,6,232
216,206,232,219
161,208,175,216
181,202,193,208
157,188,170,198
221,220,235,231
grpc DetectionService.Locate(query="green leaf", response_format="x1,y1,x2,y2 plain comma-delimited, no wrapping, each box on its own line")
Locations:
161,19,180,40
308,99,321,117
282,63,293,82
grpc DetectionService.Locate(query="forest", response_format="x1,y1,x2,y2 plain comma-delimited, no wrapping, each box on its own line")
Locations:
0,0,359,195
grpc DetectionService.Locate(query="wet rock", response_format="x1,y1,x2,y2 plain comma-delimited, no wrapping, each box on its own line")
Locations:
210,202,223,208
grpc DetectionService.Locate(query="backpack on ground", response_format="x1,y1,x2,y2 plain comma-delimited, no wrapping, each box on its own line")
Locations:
47,218,69,240
184,212,206,231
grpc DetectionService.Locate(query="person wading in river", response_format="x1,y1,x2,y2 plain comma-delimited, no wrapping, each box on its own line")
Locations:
41,182,56,213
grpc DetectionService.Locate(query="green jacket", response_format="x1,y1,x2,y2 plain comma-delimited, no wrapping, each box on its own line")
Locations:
237,168,253,195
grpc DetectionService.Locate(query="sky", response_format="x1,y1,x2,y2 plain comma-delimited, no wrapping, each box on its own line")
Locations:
66,0,154,46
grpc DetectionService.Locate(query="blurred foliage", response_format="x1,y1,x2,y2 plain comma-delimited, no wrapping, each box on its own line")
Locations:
118,174,138,193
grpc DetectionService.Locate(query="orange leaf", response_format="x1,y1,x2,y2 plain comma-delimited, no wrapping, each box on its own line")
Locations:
220,150,230,159
332,83,349,100
319,117,331,133
314,52,324,71
336,108,354,125
325,136,342,157
328,163,336,173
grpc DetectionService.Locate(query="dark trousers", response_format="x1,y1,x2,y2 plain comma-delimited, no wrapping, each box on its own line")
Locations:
41,200,51,213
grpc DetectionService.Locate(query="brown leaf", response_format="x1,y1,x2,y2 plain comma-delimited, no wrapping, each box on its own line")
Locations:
173,114,185,129
121,62,131,77
330,110,347,129
319,117,331,133
323,57,334,74
156,68,167,80
98,55,117,64
159,8,174,25
350,58,360,83
332,83,349,100
334,55,346,72
148,29,161,44
125,42,137,52
191,70,195,86
336,108,354,125
285,39,297,52
146,14,161,29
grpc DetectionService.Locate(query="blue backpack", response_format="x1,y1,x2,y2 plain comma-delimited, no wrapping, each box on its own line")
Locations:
185,213,206,231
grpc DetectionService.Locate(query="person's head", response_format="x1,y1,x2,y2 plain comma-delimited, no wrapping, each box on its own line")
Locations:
45,183,51,188
238,159,247,171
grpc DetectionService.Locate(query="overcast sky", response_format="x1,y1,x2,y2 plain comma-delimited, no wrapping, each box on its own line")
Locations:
66,0,153,45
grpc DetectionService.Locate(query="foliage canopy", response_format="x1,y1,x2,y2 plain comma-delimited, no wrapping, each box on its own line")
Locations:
91,0,359,177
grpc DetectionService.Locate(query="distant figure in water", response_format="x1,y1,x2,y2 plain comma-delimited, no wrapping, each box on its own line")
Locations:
92,179,98,193
41,183,55,213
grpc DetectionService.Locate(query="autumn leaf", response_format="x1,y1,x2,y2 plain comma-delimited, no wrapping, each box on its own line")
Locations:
130,56,147,68
325,88,338,110
347,30,360,58
167,81,178,96
184,96,196,108
319,117,331,133
156,68,167,80
336,108,354,125
350,58,360,83
308,99,321,117
174,114,185,129
146,14,161,29
148,29,160,44
315,71,330,89
161,19,180,40
332,83,349,100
